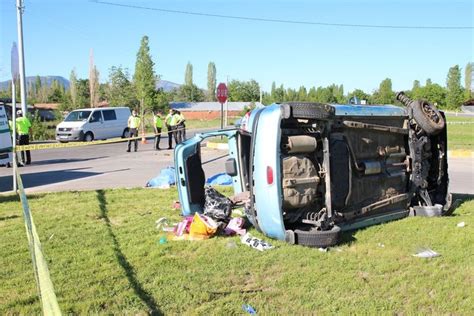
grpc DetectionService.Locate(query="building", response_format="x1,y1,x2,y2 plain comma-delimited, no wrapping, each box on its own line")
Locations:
170,101,263,119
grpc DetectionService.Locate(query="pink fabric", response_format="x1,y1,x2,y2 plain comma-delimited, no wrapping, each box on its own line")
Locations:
174,216,194,236
224,217,246,236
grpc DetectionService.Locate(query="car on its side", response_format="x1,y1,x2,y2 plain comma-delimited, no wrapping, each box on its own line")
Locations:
56,107,131,142
175,92,450,247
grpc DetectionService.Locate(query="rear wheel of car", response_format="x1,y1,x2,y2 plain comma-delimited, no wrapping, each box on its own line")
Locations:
84,132,94,142
412,100,445,135
291,225,341,248
122,128,129,138
289,103,335,120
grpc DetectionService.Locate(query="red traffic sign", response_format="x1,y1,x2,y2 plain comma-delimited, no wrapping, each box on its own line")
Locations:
216,83,228,104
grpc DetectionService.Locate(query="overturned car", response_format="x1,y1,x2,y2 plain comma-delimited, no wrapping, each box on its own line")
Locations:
175,92,450,247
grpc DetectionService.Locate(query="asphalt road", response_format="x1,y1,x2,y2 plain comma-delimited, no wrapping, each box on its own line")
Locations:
0,135,473,195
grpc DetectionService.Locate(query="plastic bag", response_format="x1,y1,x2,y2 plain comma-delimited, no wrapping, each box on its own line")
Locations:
203,186,233,222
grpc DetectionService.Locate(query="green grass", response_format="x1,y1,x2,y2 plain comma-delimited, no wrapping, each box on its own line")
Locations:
446,116,474,151
1,188,473,314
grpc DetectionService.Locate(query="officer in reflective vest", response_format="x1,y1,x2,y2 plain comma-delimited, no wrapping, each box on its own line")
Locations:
16,110,32,165
153,111,163,150
176,110,186,143
126,109,141,152
165,109,176,150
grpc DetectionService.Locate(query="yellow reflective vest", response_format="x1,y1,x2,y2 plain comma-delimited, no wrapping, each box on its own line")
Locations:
154,116,163,128
128,115,141,129
16,117,31,135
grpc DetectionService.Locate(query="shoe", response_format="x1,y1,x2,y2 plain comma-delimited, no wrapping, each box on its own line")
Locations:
126,149,131,152
134,149,137,152
168,147,172,150
26,161,31,165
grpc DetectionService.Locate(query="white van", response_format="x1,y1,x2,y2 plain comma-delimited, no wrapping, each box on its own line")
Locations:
56,107,131,142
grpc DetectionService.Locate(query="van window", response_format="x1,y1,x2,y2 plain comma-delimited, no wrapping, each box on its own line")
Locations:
65,110,91,122
90,111,102,123
103,110,117,121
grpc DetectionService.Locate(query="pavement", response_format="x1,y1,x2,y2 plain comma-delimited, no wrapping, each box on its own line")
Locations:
0,135,473,195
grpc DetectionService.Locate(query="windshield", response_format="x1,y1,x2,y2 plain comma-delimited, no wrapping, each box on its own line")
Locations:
65,110,91,122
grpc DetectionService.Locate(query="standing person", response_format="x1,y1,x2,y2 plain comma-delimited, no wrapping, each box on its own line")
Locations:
176,110,186,142
165,109,176,149
126,109,141,152
153,111,163,150
170,109,181,144
16,110,32,165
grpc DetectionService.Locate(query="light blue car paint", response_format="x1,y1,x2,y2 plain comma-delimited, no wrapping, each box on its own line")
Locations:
174,129,242,216
333,104,406,116
252,105,286,240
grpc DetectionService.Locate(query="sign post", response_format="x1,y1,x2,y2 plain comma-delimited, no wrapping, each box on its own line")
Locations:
216,83,228,130
11,42,19,192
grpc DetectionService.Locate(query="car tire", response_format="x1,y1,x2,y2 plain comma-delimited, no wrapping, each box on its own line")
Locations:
411,100,445,135
122,128,129,138
293,225,341,248
289,103,335,120
84,132,94,142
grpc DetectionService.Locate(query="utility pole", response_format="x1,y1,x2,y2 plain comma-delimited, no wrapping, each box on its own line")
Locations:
16,0,28,115
225,75,229,127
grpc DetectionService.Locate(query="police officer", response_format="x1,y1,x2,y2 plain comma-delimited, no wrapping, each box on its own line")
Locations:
16,110,32,165
126,109,141,152
176,110,186,143
165,109,176,149
153,111,163,150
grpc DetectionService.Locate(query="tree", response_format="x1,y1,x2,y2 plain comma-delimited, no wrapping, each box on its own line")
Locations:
207,62,216,101
76,79,90,108
297,86,307,101
69,69,78,108
107,66,137,107
176,84,204,102
89,50,100,107
465,62,473,100
185,62,193,86
416,83,447,108
446,65,463,109
372,78,394,104
348,89,370,103
426,78,432,86
228,79,260,102
133,35,157,121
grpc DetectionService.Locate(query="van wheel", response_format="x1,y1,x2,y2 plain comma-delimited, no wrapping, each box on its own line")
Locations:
289,103,335,120
122,128,129,138
292,225,341,248
412,100,445,135
84,132,94,142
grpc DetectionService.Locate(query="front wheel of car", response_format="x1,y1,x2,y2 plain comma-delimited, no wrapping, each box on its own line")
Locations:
292,225,341,248
84,132,94,142
412,100,445,135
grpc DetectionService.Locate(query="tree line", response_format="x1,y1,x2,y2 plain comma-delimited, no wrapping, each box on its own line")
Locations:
0,35,472,112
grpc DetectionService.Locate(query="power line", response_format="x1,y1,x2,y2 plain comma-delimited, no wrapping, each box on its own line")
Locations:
91,0,473,30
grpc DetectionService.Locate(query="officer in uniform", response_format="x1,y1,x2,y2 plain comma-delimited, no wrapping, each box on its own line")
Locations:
126,109,141,152
165,109,176,149
176,110,186,143
153,111,163,150
16,110,32,165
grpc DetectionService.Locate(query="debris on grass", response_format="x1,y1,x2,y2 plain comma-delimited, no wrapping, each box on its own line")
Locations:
457,221,466,228
377,243,385,248
413,248,440,258
318,247,328,252
241,233,274,251
242,303,257,314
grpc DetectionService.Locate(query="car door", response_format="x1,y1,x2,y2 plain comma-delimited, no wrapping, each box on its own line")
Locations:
102,109,118,138
88,110,104,139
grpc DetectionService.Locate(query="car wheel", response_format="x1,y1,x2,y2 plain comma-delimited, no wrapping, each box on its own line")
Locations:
289,102,335,120
122,128,129,138
292,225,341,248
84,132,94,142
412,100,445,135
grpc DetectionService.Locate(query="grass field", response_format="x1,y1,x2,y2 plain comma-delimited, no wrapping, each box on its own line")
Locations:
445,116,474,151
1,188,473,314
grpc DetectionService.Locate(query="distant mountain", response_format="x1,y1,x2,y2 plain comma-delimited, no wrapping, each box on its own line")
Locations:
0,75,70,91
157,80,181,92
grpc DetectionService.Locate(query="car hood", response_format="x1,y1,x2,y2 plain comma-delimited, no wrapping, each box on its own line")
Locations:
57,121,85,129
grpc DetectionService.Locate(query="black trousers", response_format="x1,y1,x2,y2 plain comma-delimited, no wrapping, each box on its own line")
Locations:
154,128,162,150
18,134,31,164
127,128,138,151
172,125,181,144
166,125,173,149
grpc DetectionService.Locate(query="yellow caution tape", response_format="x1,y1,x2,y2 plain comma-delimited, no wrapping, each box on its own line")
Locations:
16,169,62,315
15,126,190,152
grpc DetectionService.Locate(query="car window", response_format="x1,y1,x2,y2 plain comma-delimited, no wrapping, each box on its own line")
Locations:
102,110,117,121
90,111,102,123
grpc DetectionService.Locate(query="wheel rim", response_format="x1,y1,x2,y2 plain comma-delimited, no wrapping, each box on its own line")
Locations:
85,134,92,141
421,102,441,124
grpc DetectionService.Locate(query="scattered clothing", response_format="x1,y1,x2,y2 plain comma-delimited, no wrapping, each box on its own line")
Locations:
146,167,176,188
206,173,233,186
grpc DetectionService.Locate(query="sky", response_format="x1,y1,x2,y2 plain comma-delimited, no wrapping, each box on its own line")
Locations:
0,0,473,93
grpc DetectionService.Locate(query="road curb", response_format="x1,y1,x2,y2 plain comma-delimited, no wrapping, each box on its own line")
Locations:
448,150,474,158
206,142,229,150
